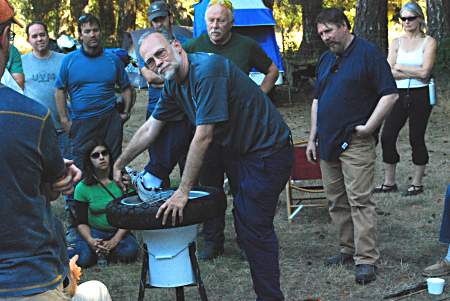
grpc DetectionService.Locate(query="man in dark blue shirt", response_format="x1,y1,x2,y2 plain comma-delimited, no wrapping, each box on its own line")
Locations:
306,8,398,285
0,0,81,297
113,31,293,301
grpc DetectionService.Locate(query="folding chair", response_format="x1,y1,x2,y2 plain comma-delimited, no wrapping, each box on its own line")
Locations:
286,141,327,222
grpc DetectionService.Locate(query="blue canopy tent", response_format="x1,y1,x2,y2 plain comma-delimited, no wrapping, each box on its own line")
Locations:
193,0,284,85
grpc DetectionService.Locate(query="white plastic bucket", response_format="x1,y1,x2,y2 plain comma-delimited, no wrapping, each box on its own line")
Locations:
142,224,199,287
427,277,445,295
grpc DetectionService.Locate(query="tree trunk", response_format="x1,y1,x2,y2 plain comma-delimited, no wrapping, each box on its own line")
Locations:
98,0,116,42
427,0,450,40
354,0,388,55
297,0,326,62
117,0,137,47
70,0,89,34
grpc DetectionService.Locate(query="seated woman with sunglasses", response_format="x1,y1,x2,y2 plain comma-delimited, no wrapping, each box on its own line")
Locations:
67,139,139,267
374,1,437,196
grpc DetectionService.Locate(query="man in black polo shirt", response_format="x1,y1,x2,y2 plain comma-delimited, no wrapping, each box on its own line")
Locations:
306,8,398,284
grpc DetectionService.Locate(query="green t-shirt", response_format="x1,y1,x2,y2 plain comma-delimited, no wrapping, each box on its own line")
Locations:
7,45,23,74
74,180,123,231
182,33,272,74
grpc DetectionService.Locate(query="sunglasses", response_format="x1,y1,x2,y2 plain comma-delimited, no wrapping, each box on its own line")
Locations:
91,150,109,159
400,16,418,22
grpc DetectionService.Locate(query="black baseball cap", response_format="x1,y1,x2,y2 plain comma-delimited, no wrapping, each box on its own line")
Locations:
147,1,170,22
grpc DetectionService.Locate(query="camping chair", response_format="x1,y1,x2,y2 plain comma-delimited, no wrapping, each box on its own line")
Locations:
286,141,327,222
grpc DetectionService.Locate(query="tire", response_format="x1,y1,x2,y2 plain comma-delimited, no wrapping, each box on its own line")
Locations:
106,186,226,230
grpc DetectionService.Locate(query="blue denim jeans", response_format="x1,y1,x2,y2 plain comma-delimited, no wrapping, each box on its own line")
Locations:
225,144,293,301
66,226,139,268
439,185,450,243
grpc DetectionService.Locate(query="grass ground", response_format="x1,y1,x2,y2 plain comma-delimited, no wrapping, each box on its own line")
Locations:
52,87,449,301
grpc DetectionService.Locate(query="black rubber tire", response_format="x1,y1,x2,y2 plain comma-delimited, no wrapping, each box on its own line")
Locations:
106,186,226,230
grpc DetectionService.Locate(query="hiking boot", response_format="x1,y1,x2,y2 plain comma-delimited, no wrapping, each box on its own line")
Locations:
198,243,224,260
325,253,354,266
355,264,376,285
423,258,450,277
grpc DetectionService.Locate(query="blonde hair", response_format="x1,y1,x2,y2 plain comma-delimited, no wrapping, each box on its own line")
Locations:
400,1,427,34
206,0,234,22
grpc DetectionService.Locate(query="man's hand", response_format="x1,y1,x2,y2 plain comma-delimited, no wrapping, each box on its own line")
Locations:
113,163,127,192
306,140,317,163
61,118,72,134
51,159,82,195
156,188,189,226
354,124,372,138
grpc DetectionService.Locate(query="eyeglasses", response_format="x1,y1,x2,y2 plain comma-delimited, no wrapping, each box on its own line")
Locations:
400,16,418,22
8,30,15,42
145,47,170,70
91,150,109,159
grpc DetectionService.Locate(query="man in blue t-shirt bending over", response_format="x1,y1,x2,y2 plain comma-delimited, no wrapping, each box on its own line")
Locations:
113,31,293,301
55,13,133,170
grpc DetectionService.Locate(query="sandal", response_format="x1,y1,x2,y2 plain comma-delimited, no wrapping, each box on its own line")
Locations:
402,185,424,196
373,184,398,193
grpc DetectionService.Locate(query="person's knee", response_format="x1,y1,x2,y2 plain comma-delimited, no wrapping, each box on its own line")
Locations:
76,250,97,268
114,240,139,262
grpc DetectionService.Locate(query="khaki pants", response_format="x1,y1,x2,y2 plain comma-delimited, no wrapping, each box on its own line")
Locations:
0,285,70,301
320,134,379,265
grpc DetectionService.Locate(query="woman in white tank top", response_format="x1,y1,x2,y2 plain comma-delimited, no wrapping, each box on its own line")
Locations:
374,2,437,196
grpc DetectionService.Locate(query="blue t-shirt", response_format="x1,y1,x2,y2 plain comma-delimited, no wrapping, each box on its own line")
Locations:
314,36,397,161
55,48,130,120
0,85,66,297
152,53,290,156
22,51,66,129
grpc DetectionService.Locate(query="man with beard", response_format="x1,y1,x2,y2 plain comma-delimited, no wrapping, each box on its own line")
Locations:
22,21,71,158
55,14,133,170
305,8,398,284
183,0,279,260
113,30,293,301
184,0,279,94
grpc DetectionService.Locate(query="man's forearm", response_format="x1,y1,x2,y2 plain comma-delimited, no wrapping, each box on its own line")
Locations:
55,89,68,121
260,63,279,94
141,67,164,85
121,86,134,113
115,117,165,170
364,93,399,133
308,99,318,142
179,125,214,193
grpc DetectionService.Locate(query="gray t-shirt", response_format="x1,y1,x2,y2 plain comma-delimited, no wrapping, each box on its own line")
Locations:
152,53,290,156
21,51,65,129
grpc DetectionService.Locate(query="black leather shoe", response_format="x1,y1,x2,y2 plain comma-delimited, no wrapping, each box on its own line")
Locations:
325,253,354,266
355,264,376,285
198,243,224,260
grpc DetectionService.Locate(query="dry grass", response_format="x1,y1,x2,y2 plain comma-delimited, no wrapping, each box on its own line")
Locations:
52,87,450,301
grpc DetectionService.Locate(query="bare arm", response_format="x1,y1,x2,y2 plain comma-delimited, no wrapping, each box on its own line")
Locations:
77,224,101,251
260,62,279,94
11,73,24,90
101,228,128,253
119,86,134,123
306,99,318,163
393,37,437,81
156,124,214,225
55,88,71,133
113,117,166,188
354,93,399,137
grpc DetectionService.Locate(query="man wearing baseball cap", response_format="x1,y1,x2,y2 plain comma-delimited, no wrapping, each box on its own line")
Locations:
0,0,81,299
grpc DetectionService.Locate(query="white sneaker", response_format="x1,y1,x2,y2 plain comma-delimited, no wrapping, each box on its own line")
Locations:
125,167,163,202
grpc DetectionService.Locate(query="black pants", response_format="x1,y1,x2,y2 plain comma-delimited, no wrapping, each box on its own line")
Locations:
381,87,432,165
